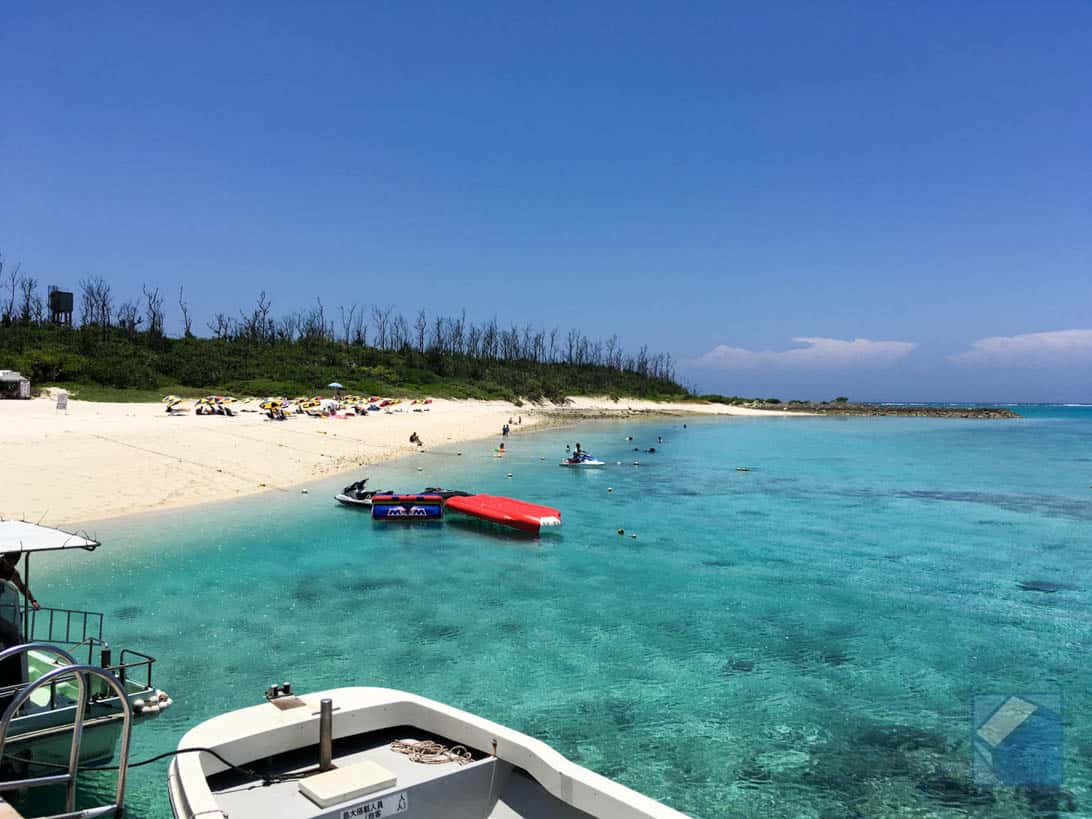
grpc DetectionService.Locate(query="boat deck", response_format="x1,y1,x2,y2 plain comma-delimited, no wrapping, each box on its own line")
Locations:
207,726,594,819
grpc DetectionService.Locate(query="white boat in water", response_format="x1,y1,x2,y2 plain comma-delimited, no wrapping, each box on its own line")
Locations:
334,478,391,508
168,685,687,818
559,456,606,468
0,521,171,770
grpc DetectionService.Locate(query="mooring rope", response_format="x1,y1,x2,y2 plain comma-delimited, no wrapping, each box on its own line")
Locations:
390,739,472,765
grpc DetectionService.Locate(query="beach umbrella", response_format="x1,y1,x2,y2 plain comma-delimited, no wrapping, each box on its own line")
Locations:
328,382,345,390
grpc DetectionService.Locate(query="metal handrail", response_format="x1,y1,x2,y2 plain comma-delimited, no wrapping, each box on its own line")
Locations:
0,642,80,709
29,606,105,647
0,645,157,707
116,648,155,690
0,641,78,667
0,644,133,818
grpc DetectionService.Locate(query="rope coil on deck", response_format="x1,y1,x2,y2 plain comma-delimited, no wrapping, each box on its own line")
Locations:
390,739,472,765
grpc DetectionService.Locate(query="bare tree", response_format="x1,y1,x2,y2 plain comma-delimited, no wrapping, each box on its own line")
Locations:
276,312,300,343
207,312,233,339
315,298,327,340
451,309,466,355
178,285,193,337
0,255,18,323
239,291,273,343
18,275,40,323
354,310,368,346
605,334,620,369
414,309,428,352
79,276,113,329
466,324,482,358
78,277,93,325
370,304,392,350
391,313,410,350
565,328,580,363
142,285,165,337
339,304,358,344
430,315,447,353
532,328,545,363
482,317,498,359
117,298,142,338
299,299,328,342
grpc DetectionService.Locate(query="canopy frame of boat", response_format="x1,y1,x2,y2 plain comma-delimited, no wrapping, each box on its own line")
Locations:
0,520,99,641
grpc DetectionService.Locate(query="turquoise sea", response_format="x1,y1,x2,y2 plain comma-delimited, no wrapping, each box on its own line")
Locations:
19,407,1092,817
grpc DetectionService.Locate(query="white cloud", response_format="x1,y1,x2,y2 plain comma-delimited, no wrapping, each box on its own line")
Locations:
953,329,1092,366
697,337,917,370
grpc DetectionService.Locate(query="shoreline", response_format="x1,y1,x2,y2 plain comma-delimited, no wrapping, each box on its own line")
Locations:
3,395,780,527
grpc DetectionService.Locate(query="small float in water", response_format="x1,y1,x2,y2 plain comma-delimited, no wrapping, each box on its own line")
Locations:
370,494,444,521
445,495,561,534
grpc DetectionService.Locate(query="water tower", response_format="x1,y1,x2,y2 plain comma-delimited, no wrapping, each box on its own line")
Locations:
48,285,74,326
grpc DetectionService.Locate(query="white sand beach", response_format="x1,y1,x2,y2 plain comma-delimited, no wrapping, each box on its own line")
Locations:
1,395,794,526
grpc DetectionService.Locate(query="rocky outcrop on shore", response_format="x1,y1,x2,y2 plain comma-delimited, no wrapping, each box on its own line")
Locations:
750,402,1020,419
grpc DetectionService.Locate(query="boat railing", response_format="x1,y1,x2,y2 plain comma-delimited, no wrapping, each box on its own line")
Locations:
0,640,156,713
0,642,133,818
29,606,105,647
60,639,156,693
114,648,155,692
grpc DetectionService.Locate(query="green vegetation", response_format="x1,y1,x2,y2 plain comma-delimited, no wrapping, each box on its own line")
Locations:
0,264,686,401
696,393,784,405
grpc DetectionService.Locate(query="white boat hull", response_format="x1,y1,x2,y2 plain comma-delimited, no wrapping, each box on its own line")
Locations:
168,687,685,819
334,494,373,507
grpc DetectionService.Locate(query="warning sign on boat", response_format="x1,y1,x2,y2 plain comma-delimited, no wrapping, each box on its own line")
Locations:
341,791,407,819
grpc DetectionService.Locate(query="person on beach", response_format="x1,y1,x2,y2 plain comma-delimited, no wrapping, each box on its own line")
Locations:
409,432,422,446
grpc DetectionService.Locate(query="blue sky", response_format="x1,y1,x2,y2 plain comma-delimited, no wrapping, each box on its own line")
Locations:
2,2,1090,401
